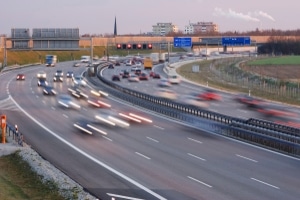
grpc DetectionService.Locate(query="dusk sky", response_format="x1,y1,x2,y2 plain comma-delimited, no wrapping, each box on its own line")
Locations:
1,0,299,35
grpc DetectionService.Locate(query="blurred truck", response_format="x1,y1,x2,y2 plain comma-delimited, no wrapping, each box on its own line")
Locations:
150,53,159,65
159,52,166,63
143,57,153,70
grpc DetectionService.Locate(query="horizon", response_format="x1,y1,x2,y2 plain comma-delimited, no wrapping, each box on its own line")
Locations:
1,0,299,35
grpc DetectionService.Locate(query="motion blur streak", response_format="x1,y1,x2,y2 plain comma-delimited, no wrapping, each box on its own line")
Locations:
129,113,153,123
87,124,107,135
73,124,92,135
119,113,142,123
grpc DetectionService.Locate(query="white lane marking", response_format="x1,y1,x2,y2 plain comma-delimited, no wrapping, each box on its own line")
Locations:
63,114,69,118
147,137,159,143
135,152,151,160
107,193,144,200
188,137,202,144
9,95,166,200
187,153,206,161
35,95,39,98
51,106,55,110
153,125,164,130
102,136,112,141
188,176,212,188
236,154,258,163
251,178,280,189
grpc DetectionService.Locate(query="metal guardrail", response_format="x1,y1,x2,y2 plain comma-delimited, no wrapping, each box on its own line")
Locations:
0,123,24,146
84,63,300,157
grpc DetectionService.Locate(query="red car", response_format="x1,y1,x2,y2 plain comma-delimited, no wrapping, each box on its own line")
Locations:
16,74,25,80
198,89,221,101
139,72,149,80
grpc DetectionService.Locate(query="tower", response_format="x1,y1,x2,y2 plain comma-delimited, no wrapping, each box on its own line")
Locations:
114,16,117,36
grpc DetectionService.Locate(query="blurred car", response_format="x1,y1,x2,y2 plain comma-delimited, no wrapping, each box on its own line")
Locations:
112,75,121,81
87,96,111,108
37,79,48,87
139,72,149,81
73,62,80,67
168,74,181,84
72,75,87,87
37,71,46,79
135,62,142,67
128,74,140,82
134,69,142,75
149,71,155,77
53,75,63,82
182,94,209,109
198,89,222,101
94,110,130,128
158,79,171,87
73,119,107,135
115,61,121,66
152,73,161,79
66,71,74,78
131,66,139,71
108,64,114,69
257,104,297,118
43,85,57,95
16,73,25,80
55,70,63,76
68,87,89,99
120,69,130,78
155,88,177,100
234,93,266,108
57,94,81,109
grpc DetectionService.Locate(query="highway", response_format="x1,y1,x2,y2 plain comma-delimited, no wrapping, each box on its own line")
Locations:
0,60,300,200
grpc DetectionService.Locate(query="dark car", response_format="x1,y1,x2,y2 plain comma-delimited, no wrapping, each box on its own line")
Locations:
66,71,74,78
53,75,64,82
68,86,89,99
134,69,142,75
37,79,48,87
115,61,121,66
43,85,57,95
153,73,161,79
16,74,25,80
108,64,114,69
121,70,130,78
55,70,63,76
235,94,266,108
112,75,121,81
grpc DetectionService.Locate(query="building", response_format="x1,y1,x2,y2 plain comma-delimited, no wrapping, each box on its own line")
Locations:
184,22,218,34
152,23,178,36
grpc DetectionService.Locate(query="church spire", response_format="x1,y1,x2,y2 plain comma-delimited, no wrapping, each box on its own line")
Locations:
114,16,117,36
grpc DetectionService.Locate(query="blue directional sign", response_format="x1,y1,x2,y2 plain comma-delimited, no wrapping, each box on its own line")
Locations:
173,37,192,47
222,36,251,46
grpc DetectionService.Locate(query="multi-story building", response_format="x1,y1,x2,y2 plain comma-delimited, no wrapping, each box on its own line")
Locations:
184,22,218,34
152,23,178,36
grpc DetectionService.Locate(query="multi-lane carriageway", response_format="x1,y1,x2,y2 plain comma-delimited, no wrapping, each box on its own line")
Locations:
0,60,300,200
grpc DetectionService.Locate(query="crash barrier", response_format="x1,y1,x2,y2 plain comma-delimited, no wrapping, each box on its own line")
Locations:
85,63,300,157
0,123,24,146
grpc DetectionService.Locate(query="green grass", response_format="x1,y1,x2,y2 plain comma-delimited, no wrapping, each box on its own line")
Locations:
0,152,65,200
247,55,300,65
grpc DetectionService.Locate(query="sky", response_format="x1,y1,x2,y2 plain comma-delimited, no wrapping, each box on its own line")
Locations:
1,0,299,36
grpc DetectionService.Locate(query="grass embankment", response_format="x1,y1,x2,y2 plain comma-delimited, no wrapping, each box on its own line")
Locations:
0,152,65,200
177,56,300,105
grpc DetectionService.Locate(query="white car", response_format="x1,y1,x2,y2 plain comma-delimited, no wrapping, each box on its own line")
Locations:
128,74,140,82
158,79,171,87
155,88,177,100
72,75,87,87
168,74,181,84
37,71,47,79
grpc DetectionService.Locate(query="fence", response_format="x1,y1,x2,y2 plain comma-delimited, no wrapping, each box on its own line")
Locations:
0,123,24,146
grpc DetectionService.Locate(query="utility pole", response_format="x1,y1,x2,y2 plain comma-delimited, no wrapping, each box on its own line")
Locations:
90,36,93,65
4,37,7,67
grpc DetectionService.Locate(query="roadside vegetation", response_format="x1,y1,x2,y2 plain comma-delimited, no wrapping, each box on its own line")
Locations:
177,55,300,105
0,152,65,200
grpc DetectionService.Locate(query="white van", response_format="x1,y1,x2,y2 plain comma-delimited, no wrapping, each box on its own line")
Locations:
168,74,181,84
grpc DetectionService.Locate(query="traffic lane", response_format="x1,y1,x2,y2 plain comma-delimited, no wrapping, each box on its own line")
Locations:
8,72,168,199
101,115,300,200
4,110,159,200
